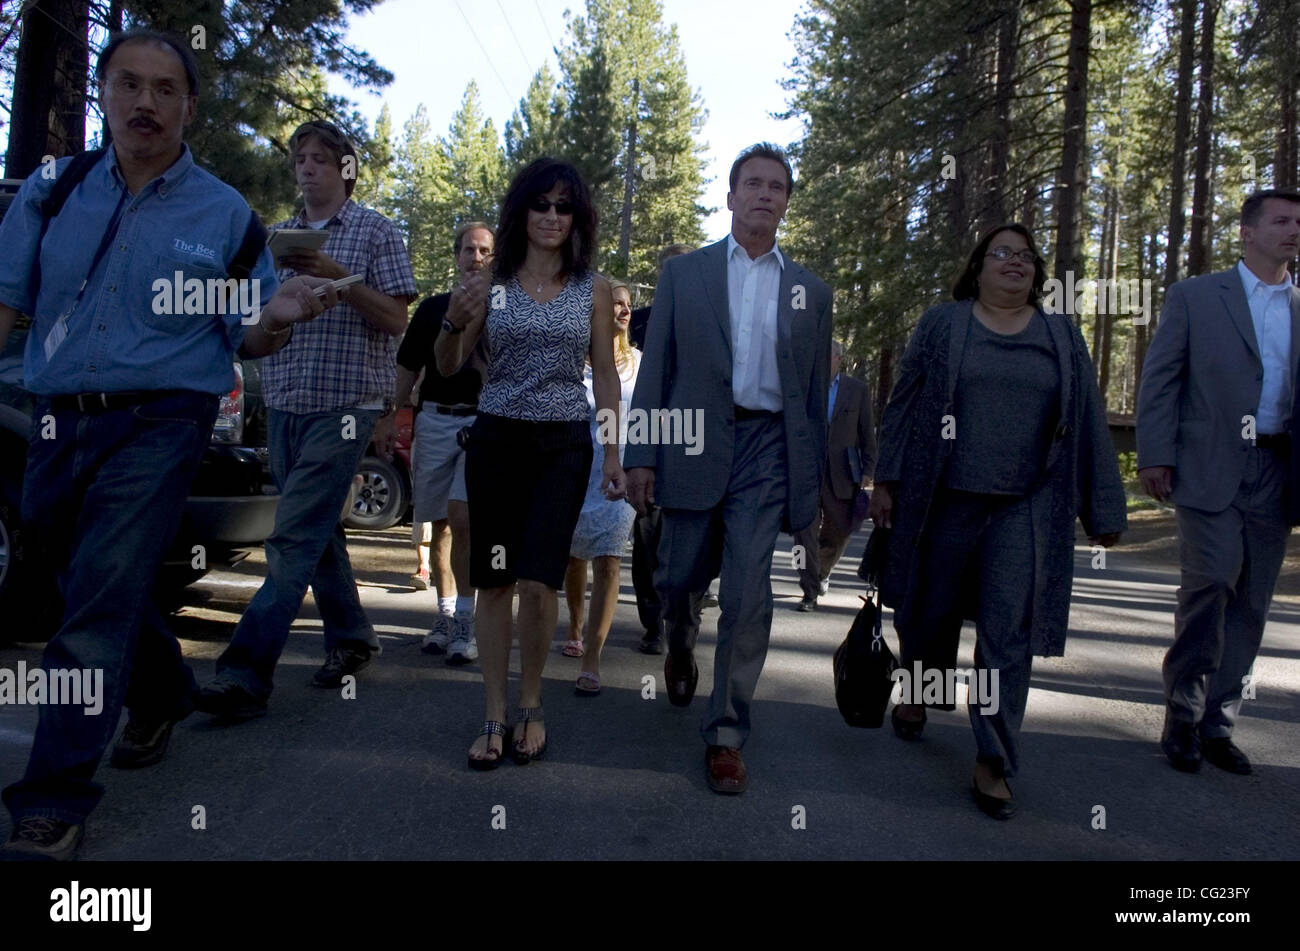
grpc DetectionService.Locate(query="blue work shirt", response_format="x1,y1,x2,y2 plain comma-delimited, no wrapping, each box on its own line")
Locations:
0,144,279,396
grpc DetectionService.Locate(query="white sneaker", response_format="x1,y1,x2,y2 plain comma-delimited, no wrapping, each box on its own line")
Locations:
421,614,455,655
447,616,478,665
819,579,830,596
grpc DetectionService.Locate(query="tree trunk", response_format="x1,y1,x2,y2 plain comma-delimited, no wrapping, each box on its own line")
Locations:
617,78,639,272
1052,0,1092,328
1275,1,1298,189
1186,0,1218,276
947,39,971,243
1092,179,1113,385
1099,176,1120,407
875,345,894,431
1163,0,1196,290
5,0,90,178
984,0,1020,228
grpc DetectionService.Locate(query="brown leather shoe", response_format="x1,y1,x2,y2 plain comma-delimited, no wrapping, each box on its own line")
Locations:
665,651,698,707
705,745,748,794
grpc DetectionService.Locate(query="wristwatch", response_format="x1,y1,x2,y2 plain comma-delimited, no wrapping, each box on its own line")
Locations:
442,317,463,335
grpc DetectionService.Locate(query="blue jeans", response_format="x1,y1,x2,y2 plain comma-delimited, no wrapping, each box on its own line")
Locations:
3,391,218,825
213,408,380,698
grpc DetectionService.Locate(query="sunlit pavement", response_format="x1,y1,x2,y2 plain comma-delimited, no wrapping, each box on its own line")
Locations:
1,524,1296,860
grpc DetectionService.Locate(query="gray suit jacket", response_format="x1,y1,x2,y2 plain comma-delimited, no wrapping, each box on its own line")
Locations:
827,373,876,499
1137,266,1300,513
625,236,833,533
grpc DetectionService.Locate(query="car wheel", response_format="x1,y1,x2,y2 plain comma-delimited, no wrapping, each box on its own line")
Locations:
344,454,408,531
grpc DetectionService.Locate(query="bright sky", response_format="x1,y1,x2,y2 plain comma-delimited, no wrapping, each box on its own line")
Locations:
328,0,808,238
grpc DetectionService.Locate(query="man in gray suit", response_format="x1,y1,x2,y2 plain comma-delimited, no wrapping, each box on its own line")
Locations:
627,143,833,795
794,339,876,610
1137,188,1300,776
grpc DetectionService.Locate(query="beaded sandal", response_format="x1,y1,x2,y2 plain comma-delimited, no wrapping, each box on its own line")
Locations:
511,705,547,764
468,720,507,771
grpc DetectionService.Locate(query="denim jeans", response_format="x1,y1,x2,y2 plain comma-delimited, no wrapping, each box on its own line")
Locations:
3,391,218,825
213,407,380,698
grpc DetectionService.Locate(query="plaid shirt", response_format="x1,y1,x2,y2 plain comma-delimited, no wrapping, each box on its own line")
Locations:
261,199,418,414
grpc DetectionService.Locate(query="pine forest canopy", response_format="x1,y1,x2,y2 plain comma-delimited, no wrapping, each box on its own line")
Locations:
2,0,1297,417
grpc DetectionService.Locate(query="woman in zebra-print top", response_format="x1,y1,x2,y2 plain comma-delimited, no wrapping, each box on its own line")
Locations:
436,157,626,770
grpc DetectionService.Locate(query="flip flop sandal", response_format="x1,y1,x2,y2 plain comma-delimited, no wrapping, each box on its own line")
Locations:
561,640,585,657
468,720,507,771
511,705,546,764
574,672,601,697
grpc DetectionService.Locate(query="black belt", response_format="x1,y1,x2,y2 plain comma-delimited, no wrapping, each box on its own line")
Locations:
733,405,782,421
1255,432,1290,452
429,403,477,417
49,391,174,413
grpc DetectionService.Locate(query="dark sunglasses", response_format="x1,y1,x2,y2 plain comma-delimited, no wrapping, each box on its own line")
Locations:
529,198,575,215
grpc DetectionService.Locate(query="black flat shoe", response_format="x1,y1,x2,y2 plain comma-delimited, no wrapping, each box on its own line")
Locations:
972,779,1017,820
1201,736,1251,775
891,704,926,740
1160,712,1202,773
638,632,664,655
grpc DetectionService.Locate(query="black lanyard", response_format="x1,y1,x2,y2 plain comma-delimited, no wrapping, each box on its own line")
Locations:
63,187,130,317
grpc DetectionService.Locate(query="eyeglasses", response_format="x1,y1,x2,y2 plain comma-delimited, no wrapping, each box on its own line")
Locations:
986,246,1037,264
107,77,187,104
529,198,575,215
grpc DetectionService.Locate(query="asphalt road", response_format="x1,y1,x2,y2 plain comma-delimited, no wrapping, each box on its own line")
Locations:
1,523,1297,860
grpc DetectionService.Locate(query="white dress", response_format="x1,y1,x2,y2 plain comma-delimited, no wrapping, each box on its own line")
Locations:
569,347,641,559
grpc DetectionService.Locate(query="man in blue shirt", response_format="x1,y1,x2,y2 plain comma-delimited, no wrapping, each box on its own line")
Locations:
0,30,346,861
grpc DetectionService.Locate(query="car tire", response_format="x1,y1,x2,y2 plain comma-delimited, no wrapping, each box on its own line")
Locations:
344,454,409,531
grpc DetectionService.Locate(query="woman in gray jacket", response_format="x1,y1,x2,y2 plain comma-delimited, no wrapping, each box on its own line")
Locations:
867,223,1126,819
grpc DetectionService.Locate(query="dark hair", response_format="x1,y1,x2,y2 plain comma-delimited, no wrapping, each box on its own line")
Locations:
288,120,359,197
658,243,694,270
729,142,794,195
952,223,1047,304
454,220,494,255
1242,189,1300,228
493,157,596,283
96,29,199,96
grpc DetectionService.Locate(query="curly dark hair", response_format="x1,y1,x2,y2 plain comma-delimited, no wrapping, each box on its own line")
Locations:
952,223,1046,304
493,158,597,283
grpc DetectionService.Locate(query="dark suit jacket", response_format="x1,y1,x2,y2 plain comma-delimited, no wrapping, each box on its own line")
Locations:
625,236,834,533
629,305,651,350
826,373,876,499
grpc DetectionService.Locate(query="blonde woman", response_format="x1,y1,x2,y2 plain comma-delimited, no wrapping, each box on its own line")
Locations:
562,280,641,695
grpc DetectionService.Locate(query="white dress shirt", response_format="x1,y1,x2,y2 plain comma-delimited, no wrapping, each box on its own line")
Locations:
1237,260,1294,434
727,233,785,411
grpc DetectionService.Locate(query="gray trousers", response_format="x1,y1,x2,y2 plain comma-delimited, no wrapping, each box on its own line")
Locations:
898,488,1037,776
1166,446,1289,737
632,506,705,639
656,414,788,749
793,475,855,599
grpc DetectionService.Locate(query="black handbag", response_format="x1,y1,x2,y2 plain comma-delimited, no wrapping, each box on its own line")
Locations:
832,587,898,728
856,525,888,586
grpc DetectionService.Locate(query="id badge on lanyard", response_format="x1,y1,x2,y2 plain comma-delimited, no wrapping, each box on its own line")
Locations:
43,189,129,361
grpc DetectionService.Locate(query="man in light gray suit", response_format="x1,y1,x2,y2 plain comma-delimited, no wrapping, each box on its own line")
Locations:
1137,188,1300,776
627,143,833,795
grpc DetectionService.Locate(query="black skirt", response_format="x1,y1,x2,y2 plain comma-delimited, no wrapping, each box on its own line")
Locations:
463,412,593,590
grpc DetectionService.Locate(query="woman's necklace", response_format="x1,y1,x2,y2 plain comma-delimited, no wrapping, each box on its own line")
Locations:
520,266,558,294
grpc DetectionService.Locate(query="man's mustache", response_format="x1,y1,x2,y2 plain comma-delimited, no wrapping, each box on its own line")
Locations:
128,116,162,132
